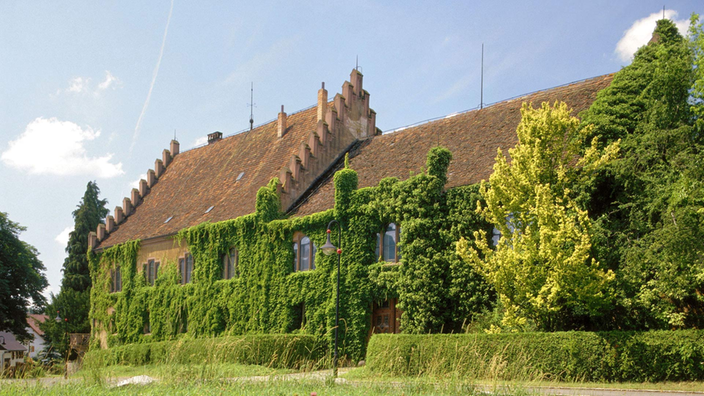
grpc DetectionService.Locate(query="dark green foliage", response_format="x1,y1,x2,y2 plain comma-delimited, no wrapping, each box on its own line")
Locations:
62,181,109,292
576,18,704,330
89,146,493,360
366,331,704,382
0,212,48,342
84,334,325,369
43,182,108,356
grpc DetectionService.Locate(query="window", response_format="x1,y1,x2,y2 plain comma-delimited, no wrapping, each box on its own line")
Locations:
376,223,401,263
144,313,151,334
109,263,122,292
143,259,160,286
292,234,316,272
180,253,194,284
222,247,238,279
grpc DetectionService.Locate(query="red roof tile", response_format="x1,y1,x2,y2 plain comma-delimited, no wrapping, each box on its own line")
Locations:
98,105,320,248
291,74,614,217
26,314,48,336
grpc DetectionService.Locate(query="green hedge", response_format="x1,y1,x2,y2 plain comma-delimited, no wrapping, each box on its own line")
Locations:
84,334,325,369
366,330,704,382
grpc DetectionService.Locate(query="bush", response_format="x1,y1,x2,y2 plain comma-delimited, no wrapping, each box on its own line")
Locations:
366,330,704,382
84,334,325,370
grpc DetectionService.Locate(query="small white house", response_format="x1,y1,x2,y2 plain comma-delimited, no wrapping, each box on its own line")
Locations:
0,332,27,372
25,314,48,359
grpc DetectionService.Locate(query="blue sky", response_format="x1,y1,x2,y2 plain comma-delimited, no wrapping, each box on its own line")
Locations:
0,1,700,298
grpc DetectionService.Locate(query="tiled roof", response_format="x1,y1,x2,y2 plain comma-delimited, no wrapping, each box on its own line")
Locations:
291,74,614,217
98,105,320,249
0,332,26,352
27,314,48,336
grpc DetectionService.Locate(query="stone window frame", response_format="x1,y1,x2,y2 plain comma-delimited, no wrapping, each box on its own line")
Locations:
142,258,160,286
222,247,239,279
109,262,122,293
292,231,316,272
376,223,402,263
178,252,194,285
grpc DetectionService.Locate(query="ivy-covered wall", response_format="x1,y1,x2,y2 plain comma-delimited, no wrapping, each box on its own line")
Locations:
89,147,494,360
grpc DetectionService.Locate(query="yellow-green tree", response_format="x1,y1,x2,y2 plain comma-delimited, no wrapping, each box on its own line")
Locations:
457,102,618,331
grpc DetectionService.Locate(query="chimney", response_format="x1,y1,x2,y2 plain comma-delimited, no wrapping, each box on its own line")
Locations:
155,159,165,178
277,105,287,138
115,206,125,224
207,131,223,144
139,179,149,198
350,69,363,96
317,82,327,122
123,197,133,216
170,139,180,156
162,149,172,167
88,232,98,250
147,169,157,188
97,224,106,241
131,188,141,206
106,215,116,233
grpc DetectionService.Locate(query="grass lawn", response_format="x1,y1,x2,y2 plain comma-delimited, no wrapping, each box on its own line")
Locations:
342,367,704,393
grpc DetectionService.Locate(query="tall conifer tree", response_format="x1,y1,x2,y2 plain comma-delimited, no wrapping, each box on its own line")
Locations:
42,181,108,356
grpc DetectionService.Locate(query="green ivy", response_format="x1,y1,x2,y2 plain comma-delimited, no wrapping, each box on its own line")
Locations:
89,147,494,360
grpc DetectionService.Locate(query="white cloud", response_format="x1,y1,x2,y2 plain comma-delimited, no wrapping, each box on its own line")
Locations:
98,70,122,91
1,117,124,178
190,136,208,148
55,226,73,246
67,77,90,93
130,173,148,189
61,71,122,95
615,10,690,63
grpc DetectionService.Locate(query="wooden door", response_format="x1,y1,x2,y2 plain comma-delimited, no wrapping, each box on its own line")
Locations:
371,298,402,334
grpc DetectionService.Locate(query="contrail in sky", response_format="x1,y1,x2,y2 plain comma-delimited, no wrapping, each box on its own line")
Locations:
130,0,174,153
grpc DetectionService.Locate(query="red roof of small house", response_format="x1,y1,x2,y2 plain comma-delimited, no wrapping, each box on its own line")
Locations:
26,314,48,337
290,74,614,216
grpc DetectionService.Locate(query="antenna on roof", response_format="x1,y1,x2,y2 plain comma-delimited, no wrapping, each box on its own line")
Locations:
174,129,177,141
480,43,484,110
356,55,358,71
248,82,256,131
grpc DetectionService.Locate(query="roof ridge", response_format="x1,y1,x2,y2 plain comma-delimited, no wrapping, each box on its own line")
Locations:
382,73,615,135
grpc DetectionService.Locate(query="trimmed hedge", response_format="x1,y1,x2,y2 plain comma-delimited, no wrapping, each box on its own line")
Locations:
84,334,325,369
366,331,704,382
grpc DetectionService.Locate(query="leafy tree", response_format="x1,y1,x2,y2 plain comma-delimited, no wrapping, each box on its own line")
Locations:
0,212,48,342
457,102,618,331
579,18,704,329
42,181,108,355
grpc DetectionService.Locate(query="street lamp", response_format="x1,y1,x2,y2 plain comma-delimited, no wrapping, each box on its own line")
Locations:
320,219,341,377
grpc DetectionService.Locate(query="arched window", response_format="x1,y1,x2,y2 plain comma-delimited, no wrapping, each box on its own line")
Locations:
293,233,316,272
376,223,401,263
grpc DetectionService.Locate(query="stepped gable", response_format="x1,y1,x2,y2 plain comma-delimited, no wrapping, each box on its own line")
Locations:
291,74,614,217
95,70,377,250
97,106,320,249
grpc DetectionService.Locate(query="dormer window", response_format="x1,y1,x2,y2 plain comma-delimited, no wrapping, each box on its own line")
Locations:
222,247,238,279
292,233,316,272
376,223,401,263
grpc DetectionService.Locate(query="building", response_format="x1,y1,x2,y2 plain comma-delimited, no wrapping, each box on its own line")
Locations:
0,332,27,372
25,314,48,359
89,69,613,359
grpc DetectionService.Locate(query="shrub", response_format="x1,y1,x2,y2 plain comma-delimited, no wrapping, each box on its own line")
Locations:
84,334,325,370
366,330,704,382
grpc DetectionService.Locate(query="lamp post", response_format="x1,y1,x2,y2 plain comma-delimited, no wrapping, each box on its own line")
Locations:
320,219,341,377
